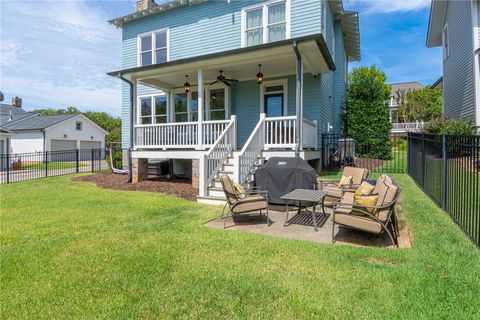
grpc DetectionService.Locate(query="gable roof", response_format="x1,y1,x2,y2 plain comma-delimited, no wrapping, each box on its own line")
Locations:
389,82,425,96
426,0,448,47
2,114,78,131
0,112,38,127
0,103,27,114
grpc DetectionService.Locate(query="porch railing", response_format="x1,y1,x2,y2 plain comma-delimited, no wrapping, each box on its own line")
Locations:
302,118,318,149
264,116,296,150
135,119,230,149
205,116,236,186
234,113,266,185
392,121,427,133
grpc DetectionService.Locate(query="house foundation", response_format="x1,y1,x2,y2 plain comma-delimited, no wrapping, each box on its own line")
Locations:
191,159,199,190
132,158,148,183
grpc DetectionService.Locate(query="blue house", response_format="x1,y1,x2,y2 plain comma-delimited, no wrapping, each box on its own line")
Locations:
108,0,360,203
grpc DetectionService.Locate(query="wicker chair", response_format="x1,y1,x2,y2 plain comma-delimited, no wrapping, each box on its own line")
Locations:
220,175,270,228
331,175,401,246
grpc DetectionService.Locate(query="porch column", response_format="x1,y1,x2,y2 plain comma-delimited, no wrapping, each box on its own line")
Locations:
293,42,303,157
132,79,138,151
197,69,204,150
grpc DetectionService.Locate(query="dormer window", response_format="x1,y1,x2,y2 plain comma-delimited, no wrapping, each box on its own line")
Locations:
241,0,290,47
138,29,169,66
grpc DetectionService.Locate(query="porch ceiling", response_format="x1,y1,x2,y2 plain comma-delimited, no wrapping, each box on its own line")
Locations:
108,34,333,90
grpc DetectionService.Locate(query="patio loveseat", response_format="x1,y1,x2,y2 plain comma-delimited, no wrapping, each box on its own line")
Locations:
331,174,401,246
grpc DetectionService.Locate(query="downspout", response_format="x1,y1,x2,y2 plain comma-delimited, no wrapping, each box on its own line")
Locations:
293,41,302,158
119,73,134,183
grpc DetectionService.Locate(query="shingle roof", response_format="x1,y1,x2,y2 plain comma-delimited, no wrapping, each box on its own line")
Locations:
0,103,27,114
2,114,78,131
389,82,425,96
0,112,37,126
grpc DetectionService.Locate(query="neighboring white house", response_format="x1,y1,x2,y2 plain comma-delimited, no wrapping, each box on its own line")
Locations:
387,82,425,123
0,99,107,154
427,0,480,131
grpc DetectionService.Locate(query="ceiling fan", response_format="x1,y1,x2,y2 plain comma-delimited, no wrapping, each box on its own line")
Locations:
209,70,238,87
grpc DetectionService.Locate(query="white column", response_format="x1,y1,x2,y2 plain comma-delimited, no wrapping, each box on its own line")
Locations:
132,79,137,150
197,69,204,150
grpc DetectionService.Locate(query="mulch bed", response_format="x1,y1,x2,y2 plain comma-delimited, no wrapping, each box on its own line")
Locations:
73,173,198,201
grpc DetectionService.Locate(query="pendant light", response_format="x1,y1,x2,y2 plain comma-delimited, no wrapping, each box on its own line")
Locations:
211,92,217,100
256,64,264,84
184,75,191,93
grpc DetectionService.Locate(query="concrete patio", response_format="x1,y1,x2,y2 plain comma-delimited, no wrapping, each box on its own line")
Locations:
206,205,395,248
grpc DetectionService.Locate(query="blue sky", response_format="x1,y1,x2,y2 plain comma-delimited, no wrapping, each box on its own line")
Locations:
0,0,442,116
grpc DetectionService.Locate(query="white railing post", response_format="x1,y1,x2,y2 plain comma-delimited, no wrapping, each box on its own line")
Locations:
233,153,240,183
231,115,237,150
313,119,318,149
199,154,207,197
197,69,204,150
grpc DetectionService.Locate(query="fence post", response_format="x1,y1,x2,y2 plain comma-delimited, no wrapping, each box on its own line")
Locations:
91,149,94,173
441,134,448,210
98,149,101,171
76,149,79,173
45,151,48,177
6,153,10,184
407,133,410,174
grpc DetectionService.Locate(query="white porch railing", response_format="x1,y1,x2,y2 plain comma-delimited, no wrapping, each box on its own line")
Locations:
302,118,318,149
234,113,266,185
391,121,427,133
264,116,296,150
135,119,230,149
205,116,236,185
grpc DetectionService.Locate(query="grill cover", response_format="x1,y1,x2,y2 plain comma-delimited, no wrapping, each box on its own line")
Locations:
254,157,317,204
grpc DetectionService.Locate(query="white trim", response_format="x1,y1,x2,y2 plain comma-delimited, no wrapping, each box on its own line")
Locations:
44,114,108,135
240,0,291,48
137,28,170,67
260,79,288,116
442,23,449,60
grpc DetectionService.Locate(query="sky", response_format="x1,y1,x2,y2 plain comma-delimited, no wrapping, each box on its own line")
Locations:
0,0,442,116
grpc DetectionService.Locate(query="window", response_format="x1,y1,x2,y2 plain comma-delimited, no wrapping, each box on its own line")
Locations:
139,94,168,124
209,89,226,120
442,24,449,60
174,93,188,122
242,1,289,47
76,121,82,131
138,29,168,66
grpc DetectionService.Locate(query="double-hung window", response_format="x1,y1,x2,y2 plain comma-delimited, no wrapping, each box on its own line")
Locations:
139,29,168,66
242,1,289,47
139,95,168,124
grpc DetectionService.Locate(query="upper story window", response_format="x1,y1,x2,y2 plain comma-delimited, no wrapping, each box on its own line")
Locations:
242,0,290,47
138,29,168,66
442,24,449,60
75,121,82,131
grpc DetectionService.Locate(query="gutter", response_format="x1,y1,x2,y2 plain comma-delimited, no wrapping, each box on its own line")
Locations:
293,41,302,158
119,73,134,183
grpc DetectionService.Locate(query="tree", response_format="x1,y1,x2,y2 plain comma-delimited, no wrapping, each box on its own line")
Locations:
345,66,392,159
395,87,442,122
0,91,4,103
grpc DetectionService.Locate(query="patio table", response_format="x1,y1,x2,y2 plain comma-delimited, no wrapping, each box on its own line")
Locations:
280,189,327,232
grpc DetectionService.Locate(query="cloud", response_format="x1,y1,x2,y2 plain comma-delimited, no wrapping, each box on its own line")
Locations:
0,0,125,116
345,0,431,14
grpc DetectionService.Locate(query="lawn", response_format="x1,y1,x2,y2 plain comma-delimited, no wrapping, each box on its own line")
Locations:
1,174,480,319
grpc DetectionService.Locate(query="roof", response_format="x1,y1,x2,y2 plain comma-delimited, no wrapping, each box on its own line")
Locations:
430,76,443,89
0,112,38,127
0,103,27,114
2,114,78,131
426,0,447,47
389,82,425,96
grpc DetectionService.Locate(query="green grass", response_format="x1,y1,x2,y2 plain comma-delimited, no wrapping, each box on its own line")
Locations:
2,174,480,319
22,162,88,170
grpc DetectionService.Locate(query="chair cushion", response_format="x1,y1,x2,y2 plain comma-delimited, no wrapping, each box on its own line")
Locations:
377,181,398,222
354,193,379,214
334,192,355,214
232,197,267,214
355,181,375,196
334,213,382,234
343,167,368,185
338,175,352,187
323,185,342,198
233,182,246,199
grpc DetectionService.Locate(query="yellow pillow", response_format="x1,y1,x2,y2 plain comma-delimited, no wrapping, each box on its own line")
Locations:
338,175,352,187
355,181,375,196
354,194,379,214
233,182,246,199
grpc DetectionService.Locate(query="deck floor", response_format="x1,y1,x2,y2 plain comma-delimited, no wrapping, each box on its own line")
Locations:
206,205,394,248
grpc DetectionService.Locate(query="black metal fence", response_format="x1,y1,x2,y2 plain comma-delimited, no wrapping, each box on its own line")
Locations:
408,133,480,247
322,133,407,173
0,148,106,184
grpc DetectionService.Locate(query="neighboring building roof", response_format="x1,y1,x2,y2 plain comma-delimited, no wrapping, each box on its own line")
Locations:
430,76,443,89
0,112,38,127
2,114,77,131
389,82,425,96
0,103,27,114
426,0,448,47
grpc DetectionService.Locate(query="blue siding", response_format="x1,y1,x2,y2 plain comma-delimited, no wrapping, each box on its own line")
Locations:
231,80,261,147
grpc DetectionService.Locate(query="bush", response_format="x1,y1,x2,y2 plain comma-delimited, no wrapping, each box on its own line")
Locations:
345,66,392,159
423,117,476,135
392,138,407,151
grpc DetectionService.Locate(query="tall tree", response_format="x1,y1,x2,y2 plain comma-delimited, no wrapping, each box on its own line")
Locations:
345,66,392,159
395,87,442,122
0,91,4,103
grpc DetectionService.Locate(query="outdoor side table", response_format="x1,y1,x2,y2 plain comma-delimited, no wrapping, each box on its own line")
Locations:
280,189,327,232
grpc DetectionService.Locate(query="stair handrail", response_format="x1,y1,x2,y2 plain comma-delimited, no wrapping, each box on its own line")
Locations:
205,115,236,184
234,113,266,185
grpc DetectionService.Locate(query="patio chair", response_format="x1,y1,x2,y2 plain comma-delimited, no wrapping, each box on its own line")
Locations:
220,175,270,228
331,175,401,246
318,166,370,200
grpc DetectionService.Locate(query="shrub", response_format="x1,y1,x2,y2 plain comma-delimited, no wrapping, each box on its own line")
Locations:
423,117,476,135
345,66,392,159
